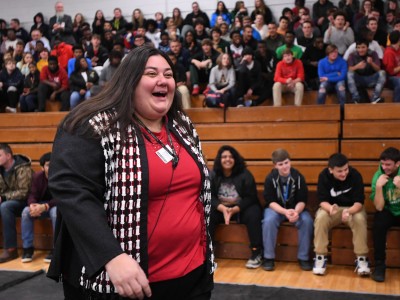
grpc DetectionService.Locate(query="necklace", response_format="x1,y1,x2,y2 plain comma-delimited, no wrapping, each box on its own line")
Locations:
134,116,179,169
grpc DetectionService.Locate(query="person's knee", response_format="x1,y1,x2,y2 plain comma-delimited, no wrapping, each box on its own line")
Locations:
273,82,281,90
352,211,367,224
262,211,280,228
21,206,30,219
50,207,57,219
314,210,330,227
300,213,314,227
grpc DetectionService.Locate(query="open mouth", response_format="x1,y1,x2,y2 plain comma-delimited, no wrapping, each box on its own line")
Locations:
153,92,167,97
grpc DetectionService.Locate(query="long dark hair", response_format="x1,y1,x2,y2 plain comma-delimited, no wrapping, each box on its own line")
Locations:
213,145,246,177
63,46,183,135
215,1,229,14
73,56,87,73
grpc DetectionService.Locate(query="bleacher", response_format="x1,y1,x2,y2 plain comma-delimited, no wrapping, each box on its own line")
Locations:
0,103,400,267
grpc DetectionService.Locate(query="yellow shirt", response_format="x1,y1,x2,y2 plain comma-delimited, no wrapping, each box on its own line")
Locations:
37,59,48,73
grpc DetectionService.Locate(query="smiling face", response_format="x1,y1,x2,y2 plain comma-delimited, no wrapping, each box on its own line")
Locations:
221,150,235,173
133,55,175,125
356,43,368,56
381,159,400,176
329,164,349,181
275,158,291,177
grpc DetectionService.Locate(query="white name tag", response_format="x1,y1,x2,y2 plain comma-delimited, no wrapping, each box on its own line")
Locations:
156,145,174,164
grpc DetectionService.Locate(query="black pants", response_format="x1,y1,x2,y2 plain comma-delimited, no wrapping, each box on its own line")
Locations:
235,69,271,105
373,209,400,261
209,203,263,250
37,82,70,111
63,263,213,300
0,90,20,109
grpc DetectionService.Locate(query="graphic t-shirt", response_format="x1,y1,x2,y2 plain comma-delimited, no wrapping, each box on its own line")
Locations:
218,177,241,206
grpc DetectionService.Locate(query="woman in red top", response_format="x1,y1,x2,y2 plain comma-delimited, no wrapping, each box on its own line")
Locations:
47,46,215,299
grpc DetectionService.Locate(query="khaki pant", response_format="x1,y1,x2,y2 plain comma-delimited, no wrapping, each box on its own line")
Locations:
314,207,369,256
177,85,191,109
273,82,304,106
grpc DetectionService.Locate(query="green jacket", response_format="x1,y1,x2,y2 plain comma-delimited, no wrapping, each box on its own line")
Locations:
370,164,400,216
0,154,33,201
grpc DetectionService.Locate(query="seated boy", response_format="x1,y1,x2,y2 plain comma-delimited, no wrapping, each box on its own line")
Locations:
262,149,313,271
21,152,57,263
371,147,400,282
347,39,386,104
313,153,370,276
273,49,305,106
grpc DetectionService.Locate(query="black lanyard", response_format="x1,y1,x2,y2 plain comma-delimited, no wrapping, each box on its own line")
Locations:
134,116,179,169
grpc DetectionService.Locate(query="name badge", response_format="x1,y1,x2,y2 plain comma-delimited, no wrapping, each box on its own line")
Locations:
156,145,174,164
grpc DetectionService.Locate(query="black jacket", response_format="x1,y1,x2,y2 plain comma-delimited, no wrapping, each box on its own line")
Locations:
317,166,365,206
49,14,75,46
211,168,260,212
0,68,24,93
85,45,109,67
263,167,308,209
69,69,99,92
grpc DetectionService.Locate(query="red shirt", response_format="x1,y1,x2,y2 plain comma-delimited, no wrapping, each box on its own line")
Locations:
142,125,205,282
40,66,69,89
274,58,305,83
383,46,400,77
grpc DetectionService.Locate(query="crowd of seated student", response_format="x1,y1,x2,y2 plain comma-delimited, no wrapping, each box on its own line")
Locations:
1,0,400,112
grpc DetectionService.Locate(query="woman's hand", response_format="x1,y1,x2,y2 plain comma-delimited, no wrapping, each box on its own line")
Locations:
105,253,152,299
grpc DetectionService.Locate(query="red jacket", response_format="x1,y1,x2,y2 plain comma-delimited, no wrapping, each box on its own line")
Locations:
274,58,305,83
383,46,400,77
50,42,74,70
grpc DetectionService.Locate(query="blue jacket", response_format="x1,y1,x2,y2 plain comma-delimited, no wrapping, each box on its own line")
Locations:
318,56,347,83
210,12,231,27
67,58,92,77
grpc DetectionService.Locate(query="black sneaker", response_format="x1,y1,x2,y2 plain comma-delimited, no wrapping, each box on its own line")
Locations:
21,247,34,263
298,259,313,271
43,250,53,263
245,249,262,269
372,261,386,282
262,259,275,271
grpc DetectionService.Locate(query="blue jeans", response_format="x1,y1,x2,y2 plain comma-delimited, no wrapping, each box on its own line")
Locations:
19,93,38,112
317,80,346,105
262,208,314,260
0,200,26,248
70,90,90,109
21,205,57,248
347,70,386,102
388,76,400,102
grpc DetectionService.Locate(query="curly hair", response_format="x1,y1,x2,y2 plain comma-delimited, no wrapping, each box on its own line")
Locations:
213,145,246,177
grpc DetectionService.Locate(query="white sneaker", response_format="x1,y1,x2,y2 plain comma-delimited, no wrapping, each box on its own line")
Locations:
245,253,262,269
5,106,16,113
313,255,327,275
355,256,371,276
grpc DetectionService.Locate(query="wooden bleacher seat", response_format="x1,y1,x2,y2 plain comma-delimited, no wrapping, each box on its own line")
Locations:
0,103,399,265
